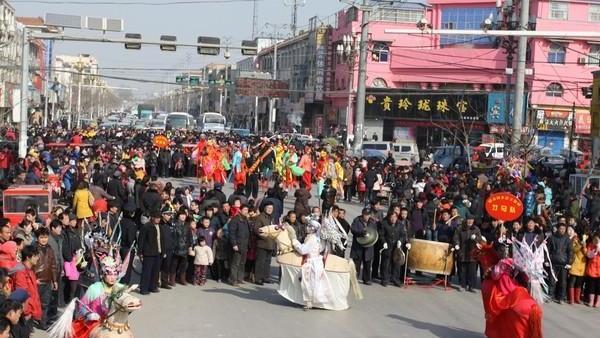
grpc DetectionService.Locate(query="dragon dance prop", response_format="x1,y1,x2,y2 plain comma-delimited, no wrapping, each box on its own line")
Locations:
248,146,273,174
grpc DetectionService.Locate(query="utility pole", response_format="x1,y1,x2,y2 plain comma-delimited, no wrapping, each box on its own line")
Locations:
18,27,29,158
352,0,371,154
511,0,530,148
252,0,258,39
269,42,278,132
284,0,304,37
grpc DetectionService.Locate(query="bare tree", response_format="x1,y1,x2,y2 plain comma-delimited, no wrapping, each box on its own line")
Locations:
429,95,484,171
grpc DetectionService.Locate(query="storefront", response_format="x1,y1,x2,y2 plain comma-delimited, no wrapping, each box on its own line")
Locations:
536,109,571,155
364,90,488,149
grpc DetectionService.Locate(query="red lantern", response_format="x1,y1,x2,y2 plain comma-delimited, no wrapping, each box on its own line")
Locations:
485,192,524,222
153,135,170,149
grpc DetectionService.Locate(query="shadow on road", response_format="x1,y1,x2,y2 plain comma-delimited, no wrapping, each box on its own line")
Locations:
203,286,298,308
387,314,484,338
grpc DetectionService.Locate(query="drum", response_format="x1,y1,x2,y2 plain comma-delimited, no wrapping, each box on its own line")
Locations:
407,239,454,275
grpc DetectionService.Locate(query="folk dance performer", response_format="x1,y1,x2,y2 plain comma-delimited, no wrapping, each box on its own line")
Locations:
291,219,332,310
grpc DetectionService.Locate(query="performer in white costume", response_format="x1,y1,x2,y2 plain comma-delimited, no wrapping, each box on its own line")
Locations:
291,219,332,310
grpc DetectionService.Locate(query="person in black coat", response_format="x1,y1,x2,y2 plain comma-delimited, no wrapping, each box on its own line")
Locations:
228,205,252,286
159,208,176,289
138,211,164,295
61,213,82,303
350,208,377,285
106,171,127,209
141,182,162,215
547,223,573,303
320,178,337,216
205,183,227,205
119,204,139,285
379,211,408,287
364,167,378,205
452,216,481,292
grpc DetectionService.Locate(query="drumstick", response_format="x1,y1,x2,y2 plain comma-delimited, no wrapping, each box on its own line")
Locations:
403,245,410,286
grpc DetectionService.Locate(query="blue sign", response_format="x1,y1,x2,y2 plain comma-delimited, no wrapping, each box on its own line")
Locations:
486,92,513,125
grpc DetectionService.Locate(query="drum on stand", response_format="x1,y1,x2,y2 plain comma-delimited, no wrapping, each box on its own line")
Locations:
407,239,454,276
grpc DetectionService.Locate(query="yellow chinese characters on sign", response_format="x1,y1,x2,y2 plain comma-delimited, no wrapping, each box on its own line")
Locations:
398,98,412,110
456,99,468,114
417,99,431,111
381,96,392,111
436,99,450,113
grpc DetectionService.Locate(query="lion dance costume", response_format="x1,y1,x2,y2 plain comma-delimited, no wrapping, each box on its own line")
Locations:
473,242,543,338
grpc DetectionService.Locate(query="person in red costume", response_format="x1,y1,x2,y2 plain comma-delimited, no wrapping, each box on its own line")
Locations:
473,242,543,338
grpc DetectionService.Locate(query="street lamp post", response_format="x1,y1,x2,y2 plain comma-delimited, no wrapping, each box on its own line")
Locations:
337,34,360,148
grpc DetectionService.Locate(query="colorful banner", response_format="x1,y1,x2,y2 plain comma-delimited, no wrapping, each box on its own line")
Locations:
575,112,591,135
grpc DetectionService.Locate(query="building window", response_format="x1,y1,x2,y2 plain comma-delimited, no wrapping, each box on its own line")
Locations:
371,8,423,23
548,44,566,64
440,7,496,46
549,1,568,20
372,42,389,63
590,5,600,22
589,45,600,66
546,82,563,97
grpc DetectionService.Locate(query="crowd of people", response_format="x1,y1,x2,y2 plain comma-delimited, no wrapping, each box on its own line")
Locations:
0,124,598,336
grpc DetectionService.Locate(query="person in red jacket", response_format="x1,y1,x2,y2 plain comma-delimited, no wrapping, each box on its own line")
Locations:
12,245,42,330
0,146,12,180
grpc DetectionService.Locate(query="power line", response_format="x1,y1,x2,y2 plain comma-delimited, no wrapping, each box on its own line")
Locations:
12,0,260,5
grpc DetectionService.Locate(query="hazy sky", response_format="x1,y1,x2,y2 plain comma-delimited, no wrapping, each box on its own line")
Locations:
12,0,346,97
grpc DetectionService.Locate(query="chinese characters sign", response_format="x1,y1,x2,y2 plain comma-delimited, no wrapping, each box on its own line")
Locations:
575,112,591,135
537,110,571,132
485,192,524,222
365,91,486,121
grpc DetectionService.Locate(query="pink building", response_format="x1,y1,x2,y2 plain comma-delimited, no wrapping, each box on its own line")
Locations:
325,0,597,153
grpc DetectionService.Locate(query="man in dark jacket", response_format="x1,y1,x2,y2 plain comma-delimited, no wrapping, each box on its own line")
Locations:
410,199,429,239
228,184,248,206
171,210,192,285
260,189,283,224
206,183,227,205
294,187,311,218
159,208,176,289
351,208,376,285
228,205,252,286
159,148,171,178
452,216,481,292
547,223,573,304
141,182,162,215
138,211,163,295
106,171,127,209
320,179,337,215
364,167,378,206
253,202,275,285
379,211,407,287
119,203,138,285
61,213,82,303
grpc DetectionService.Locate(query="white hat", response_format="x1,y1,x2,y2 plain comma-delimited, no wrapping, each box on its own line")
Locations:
69,159,76,166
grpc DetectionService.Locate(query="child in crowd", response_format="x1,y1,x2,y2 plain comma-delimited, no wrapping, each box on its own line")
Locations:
192,236,213,286
212,228,228,283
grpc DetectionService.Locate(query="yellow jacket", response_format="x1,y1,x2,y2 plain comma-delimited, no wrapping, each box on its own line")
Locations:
570,238,587,277
73,189,94,219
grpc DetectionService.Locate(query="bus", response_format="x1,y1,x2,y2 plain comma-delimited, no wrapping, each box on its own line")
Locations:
136,104,155,120
198,112,226,133
166,112,195,130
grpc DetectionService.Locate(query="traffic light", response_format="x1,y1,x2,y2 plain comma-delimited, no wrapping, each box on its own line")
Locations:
241,40,258,56
124,33,142,50
160,35,177,52
197,36,220,55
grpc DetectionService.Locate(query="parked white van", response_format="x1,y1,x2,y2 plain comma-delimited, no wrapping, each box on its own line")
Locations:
362,140,420,165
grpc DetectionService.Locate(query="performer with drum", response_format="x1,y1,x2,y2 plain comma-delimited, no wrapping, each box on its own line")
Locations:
351,208,378,285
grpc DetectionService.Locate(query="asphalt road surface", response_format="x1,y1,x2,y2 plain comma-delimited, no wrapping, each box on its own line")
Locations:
34,178,597,338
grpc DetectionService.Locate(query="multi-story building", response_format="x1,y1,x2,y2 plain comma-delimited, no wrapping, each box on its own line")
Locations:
54,54,99,118
326,0,598,153
254,17,332,134
0,0,18,122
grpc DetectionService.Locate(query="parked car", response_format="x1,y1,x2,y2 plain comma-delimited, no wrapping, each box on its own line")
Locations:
432,145,467,168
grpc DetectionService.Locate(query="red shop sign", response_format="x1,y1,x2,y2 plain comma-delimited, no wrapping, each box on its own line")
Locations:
485,192,524,222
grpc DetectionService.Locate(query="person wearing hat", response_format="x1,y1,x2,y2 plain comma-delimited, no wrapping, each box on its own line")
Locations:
350,208,377,285
138,211,164,295
159,206,176,289
453,215,481,292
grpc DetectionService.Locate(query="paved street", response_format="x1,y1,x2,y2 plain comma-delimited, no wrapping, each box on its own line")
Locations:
33,178,598,338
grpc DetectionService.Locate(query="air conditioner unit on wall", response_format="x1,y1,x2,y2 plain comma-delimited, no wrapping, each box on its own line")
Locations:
578,57,587,65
